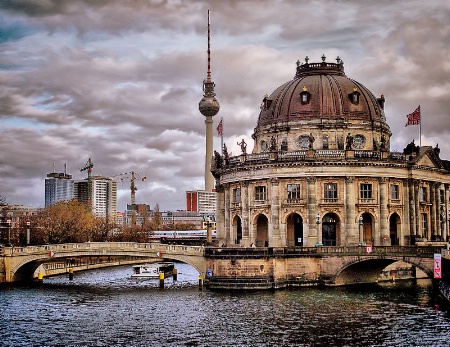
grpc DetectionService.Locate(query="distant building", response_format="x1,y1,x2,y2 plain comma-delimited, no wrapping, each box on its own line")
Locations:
0,205,39,245
44,172,74,207
116,212,126,227
173,210,204,229
186,190,217,215
74,176,117,221
126,204,151,226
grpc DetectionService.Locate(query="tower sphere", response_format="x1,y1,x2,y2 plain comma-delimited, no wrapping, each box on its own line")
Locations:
199,94,220,117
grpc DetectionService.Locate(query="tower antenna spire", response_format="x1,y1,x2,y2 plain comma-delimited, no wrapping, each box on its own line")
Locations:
207,9,211,81
199,9,220,192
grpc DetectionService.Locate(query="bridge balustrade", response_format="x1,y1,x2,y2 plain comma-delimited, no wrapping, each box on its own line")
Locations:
204,245,445,258
1,242,204,256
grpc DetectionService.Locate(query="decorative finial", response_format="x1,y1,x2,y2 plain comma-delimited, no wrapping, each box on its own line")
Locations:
296,59,300,67
305,56,309,64
321,54,326,62
336,56,341,64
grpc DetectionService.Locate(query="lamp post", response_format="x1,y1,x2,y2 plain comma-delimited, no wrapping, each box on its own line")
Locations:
26,220,31,245
6,219,11,247
359,215,363,246
315,213,322,247
203,215,213,245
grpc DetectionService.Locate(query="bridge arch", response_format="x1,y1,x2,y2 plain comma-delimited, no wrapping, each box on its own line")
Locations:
4,243,207,282
326,256,434,286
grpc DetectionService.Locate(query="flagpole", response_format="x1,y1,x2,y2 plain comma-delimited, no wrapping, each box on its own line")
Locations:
419,105,422,147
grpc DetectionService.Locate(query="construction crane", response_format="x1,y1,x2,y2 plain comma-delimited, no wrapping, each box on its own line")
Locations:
113,171,147,205
80,158,94,204
113,171,147,226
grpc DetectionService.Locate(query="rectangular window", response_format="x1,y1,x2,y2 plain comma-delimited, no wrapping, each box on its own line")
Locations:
255,186,266,201
323,135,329,150
287,184,301,202
390,184,399,200
439,189,445,204
233,188,241,203
360,184,373,201
421,213,428,237
419,186,427,202
324,183,338,201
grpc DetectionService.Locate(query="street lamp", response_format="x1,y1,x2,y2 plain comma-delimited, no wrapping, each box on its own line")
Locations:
6,219,11,247
315,213,323,247
359,215,364,246
26,220,31,245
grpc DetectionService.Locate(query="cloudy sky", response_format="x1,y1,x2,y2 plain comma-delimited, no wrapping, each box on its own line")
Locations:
1,0,449,212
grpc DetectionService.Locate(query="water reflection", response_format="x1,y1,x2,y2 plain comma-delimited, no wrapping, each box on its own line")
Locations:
1,263,449,347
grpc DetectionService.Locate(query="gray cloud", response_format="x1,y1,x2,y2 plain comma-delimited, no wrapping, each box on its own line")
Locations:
1,0,449,211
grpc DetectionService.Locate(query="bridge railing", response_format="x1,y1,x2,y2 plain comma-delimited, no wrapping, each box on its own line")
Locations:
1,242,204,256
204,245,445,258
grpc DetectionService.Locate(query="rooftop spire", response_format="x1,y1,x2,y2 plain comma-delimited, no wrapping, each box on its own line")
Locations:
207,9,211,81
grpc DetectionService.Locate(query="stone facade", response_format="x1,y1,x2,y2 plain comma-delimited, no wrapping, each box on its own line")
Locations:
212,57,450,249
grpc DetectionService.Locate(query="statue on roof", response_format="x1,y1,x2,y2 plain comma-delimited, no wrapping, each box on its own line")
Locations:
238,139,247,154
308,133,315,149
403,139,420,155
346,133,353,150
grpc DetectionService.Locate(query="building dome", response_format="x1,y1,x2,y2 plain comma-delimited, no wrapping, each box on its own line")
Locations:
254,56,390,153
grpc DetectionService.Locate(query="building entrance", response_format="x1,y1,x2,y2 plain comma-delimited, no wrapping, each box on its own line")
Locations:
286,213,303,246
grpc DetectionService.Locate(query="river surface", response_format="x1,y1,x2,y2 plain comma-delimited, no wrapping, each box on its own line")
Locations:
1,263,450,347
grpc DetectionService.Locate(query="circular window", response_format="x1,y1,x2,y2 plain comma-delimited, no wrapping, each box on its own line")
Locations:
298,135,310,148
353,134,366,149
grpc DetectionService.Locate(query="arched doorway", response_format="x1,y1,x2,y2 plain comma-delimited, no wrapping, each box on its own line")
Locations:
255,214,269,247
360,212,374,245
233,215,242,245
389,213,400,245
322,213,339,246
286,213,303,246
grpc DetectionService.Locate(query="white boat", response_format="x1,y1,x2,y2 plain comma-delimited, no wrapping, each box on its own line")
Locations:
131,262,175,278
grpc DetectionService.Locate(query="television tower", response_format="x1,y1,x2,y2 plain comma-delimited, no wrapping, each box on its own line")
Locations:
199,9,220,192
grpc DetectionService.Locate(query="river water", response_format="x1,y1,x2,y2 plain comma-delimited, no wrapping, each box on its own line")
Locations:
1,263,450,347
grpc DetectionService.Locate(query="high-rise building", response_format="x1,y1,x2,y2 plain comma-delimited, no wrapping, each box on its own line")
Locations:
186,190,217,215
74,176,117,221
44,171,74,207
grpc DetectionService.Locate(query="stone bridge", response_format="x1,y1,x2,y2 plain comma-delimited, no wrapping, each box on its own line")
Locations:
0,242,206,283
204,245,450,289
1,242,449,287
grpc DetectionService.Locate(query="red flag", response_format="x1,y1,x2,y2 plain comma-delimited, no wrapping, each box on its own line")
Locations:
405,105,420,127
216,118,223,136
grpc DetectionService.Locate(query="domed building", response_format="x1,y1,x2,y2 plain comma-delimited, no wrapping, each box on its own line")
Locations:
212,56,450,248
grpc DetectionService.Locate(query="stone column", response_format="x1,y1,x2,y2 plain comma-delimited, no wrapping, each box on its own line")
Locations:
216,184,226,244
345,176,357,245
401,179,409,246
413,180,420,237
379,177,388,246
270,178,281,247
241,181,250,246
430,182,437,239
307,177,319,246
222,184,229,243
445,184,449,242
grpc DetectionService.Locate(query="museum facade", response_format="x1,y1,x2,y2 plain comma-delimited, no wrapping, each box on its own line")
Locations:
212,56,450,248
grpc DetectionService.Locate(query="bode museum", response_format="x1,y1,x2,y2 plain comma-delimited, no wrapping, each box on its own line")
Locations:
212,56,450,249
